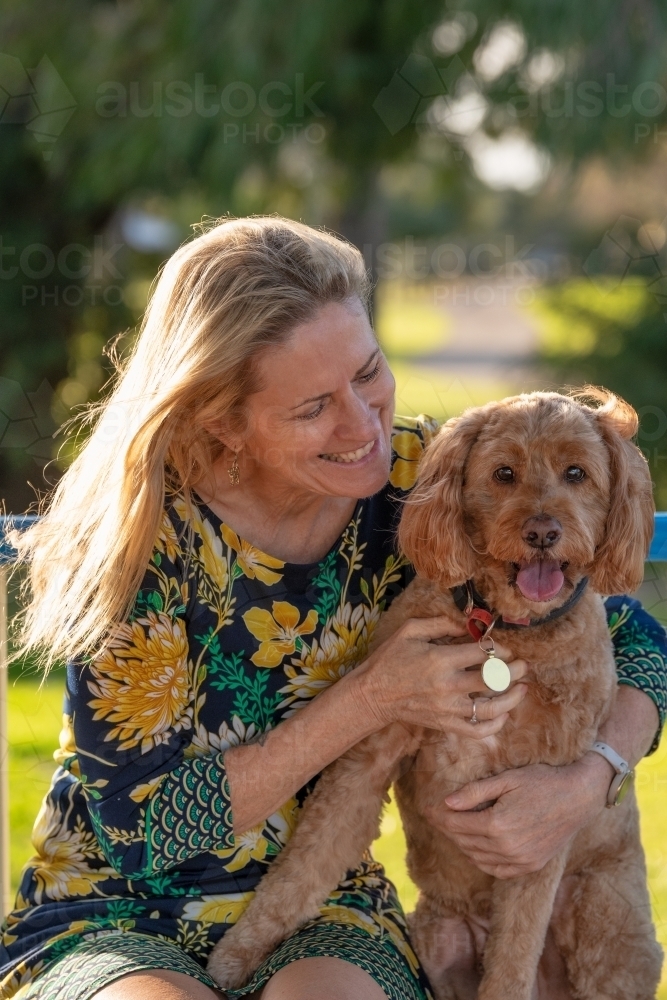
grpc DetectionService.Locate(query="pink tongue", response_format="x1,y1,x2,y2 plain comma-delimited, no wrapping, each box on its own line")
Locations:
516,561,564,602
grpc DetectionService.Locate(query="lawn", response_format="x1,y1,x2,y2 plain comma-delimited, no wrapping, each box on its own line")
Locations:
6,675,667,996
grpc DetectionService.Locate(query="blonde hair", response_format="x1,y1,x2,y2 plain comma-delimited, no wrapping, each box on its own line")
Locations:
10,216,370,673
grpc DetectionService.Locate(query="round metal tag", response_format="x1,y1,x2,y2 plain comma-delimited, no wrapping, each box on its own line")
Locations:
482,655,511,693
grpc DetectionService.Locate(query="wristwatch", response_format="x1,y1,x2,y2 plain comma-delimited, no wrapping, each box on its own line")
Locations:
589,741,635,808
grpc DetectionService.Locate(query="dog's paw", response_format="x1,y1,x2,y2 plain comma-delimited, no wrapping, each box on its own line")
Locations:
206,934,272,991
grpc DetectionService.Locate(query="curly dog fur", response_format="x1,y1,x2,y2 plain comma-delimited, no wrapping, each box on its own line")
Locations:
207,390,663,999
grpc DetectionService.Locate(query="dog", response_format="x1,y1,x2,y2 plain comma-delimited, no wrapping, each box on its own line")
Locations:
207,390,662,999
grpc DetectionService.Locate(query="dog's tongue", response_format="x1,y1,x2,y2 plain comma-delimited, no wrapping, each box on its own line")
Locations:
516,560,564,603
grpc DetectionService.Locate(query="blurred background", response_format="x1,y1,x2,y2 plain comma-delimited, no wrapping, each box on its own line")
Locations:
1,0,667,991
2,0,667,513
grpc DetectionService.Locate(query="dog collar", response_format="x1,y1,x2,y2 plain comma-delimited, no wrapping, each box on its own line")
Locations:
450,576,590,641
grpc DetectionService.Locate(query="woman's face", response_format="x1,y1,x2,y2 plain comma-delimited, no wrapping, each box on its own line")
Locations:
232,298,396,500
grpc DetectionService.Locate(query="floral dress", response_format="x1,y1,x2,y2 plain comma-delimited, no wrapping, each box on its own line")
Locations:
0,415,665,1000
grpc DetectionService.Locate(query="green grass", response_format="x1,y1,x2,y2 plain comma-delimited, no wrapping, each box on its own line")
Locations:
375,281,450,357
6,676,667,995
528,277,651,358
391,361,513,426
7,677,64,889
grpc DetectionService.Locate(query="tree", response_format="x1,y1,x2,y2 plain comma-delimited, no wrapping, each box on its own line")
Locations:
0,0,666,508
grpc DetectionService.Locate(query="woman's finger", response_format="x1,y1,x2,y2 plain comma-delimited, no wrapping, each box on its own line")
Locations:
451,841,514,867
400,616,468,641
475,683,528,719
457,712,511,739
487,639,514,662
453,660,529,694
450,683,527,722
507,657,530,682
444,772,515,815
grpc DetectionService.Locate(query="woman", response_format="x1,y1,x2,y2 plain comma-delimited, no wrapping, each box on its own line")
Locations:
0,217,664,1000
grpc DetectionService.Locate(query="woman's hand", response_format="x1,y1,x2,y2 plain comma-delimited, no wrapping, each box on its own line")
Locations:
361,615,529,740
434,754,612,878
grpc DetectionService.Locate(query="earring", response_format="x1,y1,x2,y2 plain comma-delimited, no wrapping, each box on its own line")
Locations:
228,452,240,486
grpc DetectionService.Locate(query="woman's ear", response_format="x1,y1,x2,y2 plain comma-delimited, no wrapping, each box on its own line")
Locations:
586,392,655,595
201,414,244,453
398,406,490,586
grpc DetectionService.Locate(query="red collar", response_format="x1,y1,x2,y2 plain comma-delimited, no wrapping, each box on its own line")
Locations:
450,578,590,641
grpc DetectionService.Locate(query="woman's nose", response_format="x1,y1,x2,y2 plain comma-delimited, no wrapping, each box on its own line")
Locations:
337,386,378,434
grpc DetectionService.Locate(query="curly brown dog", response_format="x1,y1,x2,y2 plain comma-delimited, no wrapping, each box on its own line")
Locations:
207,389,663,1000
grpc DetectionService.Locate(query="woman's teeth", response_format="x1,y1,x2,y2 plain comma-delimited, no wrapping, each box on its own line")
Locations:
320,440,375,463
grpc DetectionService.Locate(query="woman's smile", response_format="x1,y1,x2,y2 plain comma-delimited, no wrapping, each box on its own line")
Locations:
318,439,376,464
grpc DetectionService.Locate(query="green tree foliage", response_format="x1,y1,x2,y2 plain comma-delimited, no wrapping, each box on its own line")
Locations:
0,0,666,507
534,270,667,506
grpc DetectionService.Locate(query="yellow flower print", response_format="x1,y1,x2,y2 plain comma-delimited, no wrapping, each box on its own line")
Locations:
185,716,262,758
0,893,27,948
0,958,46,997
318,903,378,935
243,601,318,668
389,429,424,490
181,892,254,925
198,516,229,592
266,796,300,848
87,610,192,753
388,414,440,490
52,713,80,776
279,602,379,711
213,825,271,871
129,773,167,803
374,911,421,976
221,523,284,585
156,510,181,564
27,797,116,904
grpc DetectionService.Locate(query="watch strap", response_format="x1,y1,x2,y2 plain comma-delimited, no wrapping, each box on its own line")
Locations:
589,742,633,807
590,741,630,775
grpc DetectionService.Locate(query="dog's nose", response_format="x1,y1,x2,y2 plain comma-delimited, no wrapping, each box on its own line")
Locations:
522,515,562,549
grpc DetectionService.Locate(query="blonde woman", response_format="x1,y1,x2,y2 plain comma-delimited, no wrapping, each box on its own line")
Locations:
0,217,664,1000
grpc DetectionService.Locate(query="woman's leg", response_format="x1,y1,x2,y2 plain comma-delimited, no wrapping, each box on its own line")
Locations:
261,956,389,1000
91,969,229,1000
92,957,388,1000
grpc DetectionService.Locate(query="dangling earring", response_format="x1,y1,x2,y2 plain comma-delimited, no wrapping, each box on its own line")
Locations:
228,451,240,486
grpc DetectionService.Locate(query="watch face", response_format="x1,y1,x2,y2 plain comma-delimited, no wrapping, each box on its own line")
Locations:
615,770,635,806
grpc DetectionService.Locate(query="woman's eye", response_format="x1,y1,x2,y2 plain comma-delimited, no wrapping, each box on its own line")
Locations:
358,362,381,384
565,465,586,482
494,467,515,483
296,402,326,421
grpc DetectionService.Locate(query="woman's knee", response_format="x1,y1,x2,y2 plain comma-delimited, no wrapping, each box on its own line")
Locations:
260,956,388,1000
90,969,226,1000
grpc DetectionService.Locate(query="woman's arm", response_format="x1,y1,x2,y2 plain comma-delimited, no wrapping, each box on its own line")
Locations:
437,596,666,879
440,685,658,879
227,623,527,834
73,582,525,874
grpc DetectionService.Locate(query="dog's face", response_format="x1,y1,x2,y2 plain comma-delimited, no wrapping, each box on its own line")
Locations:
462,399,615,616
399,391,655,618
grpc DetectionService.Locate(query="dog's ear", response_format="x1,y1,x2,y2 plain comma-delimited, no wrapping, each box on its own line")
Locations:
585,390,655,595
398,406,489,586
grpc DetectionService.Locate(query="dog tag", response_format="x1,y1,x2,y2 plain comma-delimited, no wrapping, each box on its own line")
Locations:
482,654,511,693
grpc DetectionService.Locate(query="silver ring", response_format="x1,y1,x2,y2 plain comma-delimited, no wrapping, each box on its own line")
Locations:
469,699,478,725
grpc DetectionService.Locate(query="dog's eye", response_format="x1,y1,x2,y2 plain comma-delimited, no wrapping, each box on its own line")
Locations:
565,466,586,482
494,467,515,483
